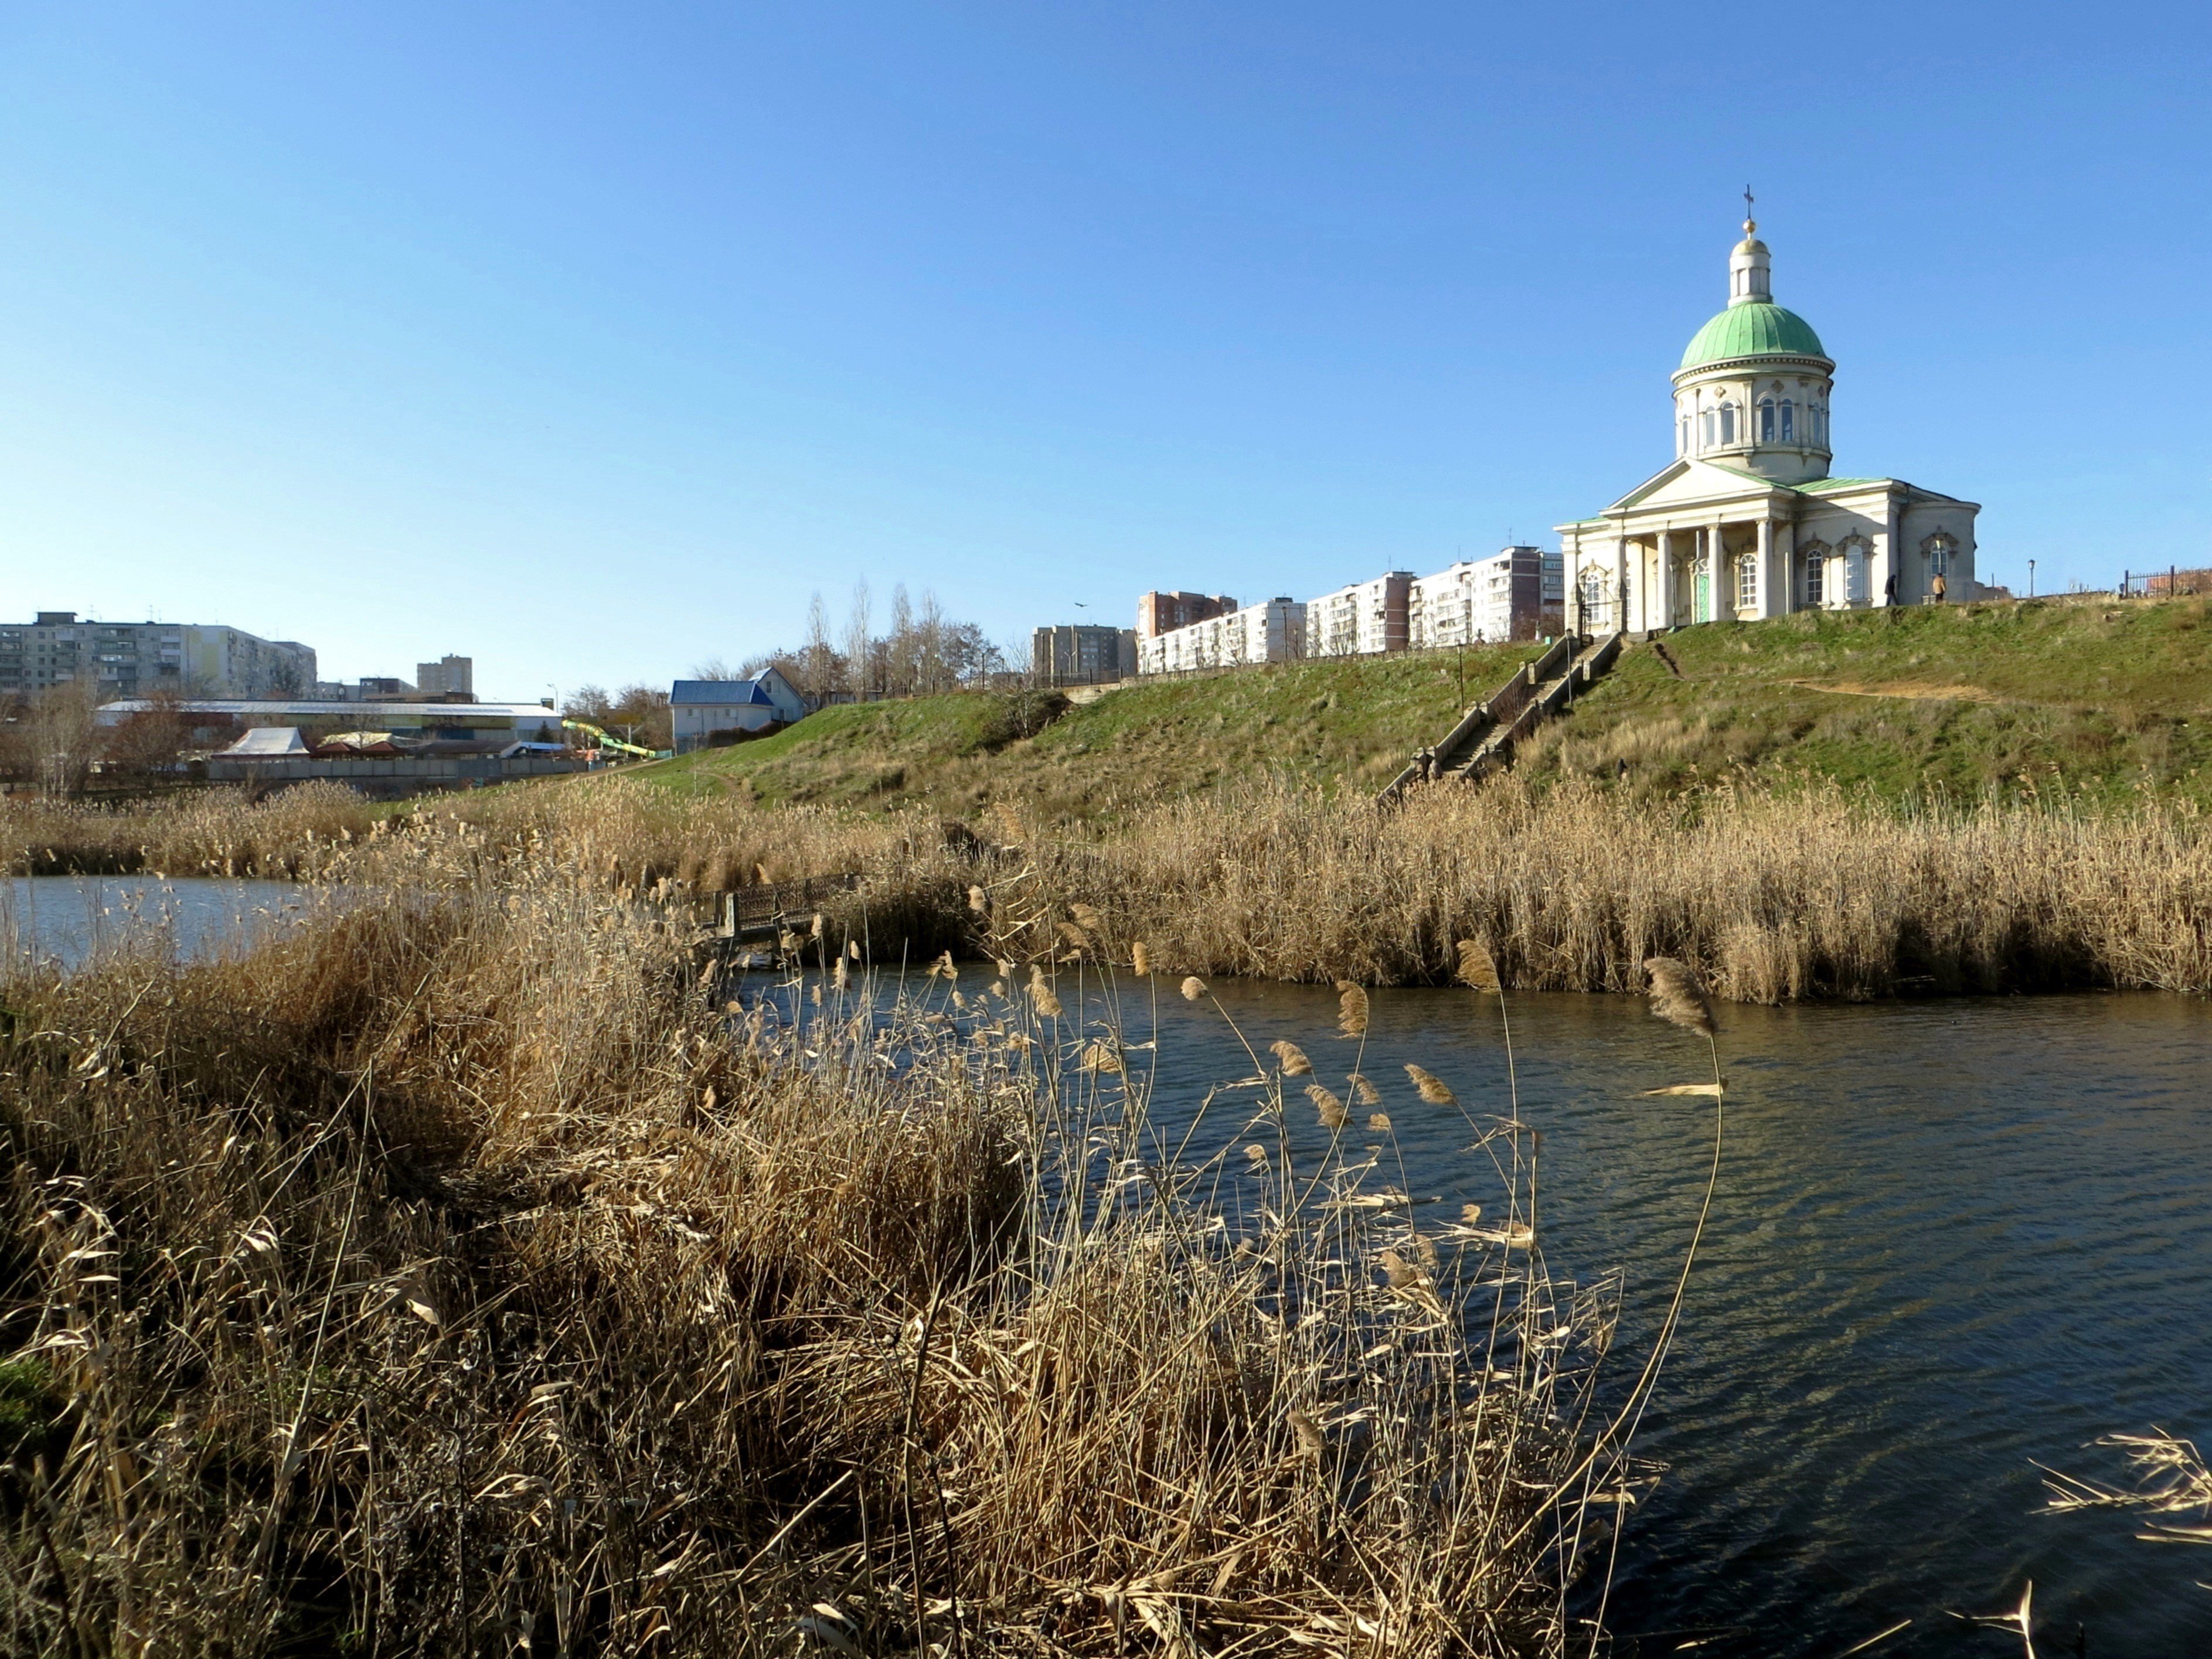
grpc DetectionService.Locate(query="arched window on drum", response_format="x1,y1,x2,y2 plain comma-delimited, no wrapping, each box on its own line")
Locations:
1779,400,1795,443
1759,398,1777,443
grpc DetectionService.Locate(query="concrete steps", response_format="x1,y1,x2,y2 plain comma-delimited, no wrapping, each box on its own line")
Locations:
1377,631,1625,805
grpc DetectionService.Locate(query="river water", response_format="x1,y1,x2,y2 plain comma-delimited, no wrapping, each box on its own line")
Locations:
8,881,2208,1649
1087,977,2212,1655
2,875,329,971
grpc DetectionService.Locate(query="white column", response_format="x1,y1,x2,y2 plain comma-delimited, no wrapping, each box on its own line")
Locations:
1755,517,1775,618
1774,518,1796,615
1656,529,1676,630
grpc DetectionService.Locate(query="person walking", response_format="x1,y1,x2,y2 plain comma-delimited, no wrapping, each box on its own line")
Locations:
1883,571,1898,607
1932,571,1948,604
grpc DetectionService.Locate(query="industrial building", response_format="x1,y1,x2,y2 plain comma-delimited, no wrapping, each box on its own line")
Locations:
1,613,317,700
1032,624,1138,686
94,697,565,743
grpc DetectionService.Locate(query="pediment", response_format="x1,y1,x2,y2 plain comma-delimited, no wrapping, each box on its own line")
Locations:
1603,458,1778,514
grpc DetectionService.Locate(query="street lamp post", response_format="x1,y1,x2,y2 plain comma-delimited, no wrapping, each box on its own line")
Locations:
2027,561,2036,598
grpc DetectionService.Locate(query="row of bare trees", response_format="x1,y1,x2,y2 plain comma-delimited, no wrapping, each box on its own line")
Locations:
1,687,197,798
706,582,1015,706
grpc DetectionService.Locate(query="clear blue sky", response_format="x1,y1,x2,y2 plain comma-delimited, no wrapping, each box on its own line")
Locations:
2,2,2205,696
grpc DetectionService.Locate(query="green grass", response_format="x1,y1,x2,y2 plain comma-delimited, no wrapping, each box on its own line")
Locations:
1522,594,2212,804
585,595,2212,819
621,640,1547,820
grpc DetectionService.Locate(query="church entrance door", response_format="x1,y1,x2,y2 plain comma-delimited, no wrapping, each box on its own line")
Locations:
1691,540,1713,624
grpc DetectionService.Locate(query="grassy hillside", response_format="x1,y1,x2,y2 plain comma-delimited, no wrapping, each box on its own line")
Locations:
627,638,1547,819
610,595,2212,819
1522,593,2212,804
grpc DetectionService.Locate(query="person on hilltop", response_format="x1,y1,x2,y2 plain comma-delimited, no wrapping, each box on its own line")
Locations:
1932,571,1948,604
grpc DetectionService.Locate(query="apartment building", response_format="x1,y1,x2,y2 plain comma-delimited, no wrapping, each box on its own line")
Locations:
0,612,317,701
1305,572,1412,659
1031,625,1138,686
1135,590,1238,641
1136,598,1306,674
415,655,474,697
1407,547,1565,647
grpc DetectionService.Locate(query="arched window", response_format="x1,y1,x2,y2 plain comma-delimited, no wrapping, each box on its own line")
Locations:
1802,543,1827,607
1577,567,1610,628
1718,401,1737,445
1701,408,1716,447
1736,553,1758,614
1679,415,1690,455
1779,400,1795,443
1924,534,1953,577
1759,398,1776,442
1842,537,1870,604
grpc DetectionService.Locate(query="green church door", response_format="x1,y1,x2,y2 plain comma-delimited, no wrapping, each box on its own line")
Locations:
1691,544,1712,622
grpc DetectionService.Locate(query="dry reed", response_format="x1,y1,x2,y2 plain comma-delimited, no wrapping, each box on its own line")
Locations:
0,855,1639,1655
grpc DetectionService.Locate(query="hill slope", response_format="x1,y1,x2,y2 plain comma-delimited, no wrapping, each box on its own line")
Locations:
1521,594,2212,803
624,640,1547,819
614,595,2212,818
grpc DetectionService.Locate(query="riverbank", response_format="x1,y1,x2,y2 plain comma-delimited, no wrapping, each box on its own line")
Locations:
0,883,1614,1656
8,772,2210,1003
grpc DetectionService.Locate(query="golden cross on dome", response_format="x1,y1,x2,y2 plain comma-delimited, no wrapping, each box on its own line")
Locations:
1743,185,1756,234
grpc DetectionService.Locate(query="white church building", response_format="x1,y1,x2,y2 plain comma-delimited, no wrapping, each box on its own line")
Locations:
1559,216,1979,631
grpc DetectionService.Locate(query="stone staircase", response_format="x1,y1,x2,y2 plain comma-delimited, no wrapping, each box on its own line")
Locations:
1377,631,1626,805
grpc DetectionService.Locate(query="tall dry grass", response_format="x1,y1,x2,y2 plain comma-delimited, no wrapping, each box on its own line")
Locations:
16,771,2204,1001
1011,778,2212,1001
0,858,1645,1654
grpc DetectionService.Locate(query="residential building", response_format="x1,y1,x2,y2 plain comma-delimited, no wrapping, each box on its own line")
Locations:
1408,548,1564,647
1305,573,1412,659
1135,591,1238,640
1558,215,1979,631
415,655,474,697
1032,625,1137,686
669,669,807,752
1136,598,1306,675
1,613,317,700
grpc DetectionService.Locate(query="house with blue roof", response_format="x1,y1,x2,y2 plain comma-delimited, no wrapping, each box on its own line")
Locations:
669,667,806,752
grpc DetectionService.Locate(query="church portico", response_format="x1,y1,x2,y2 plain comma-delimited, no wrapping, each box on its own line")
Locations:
1561,214,1980,632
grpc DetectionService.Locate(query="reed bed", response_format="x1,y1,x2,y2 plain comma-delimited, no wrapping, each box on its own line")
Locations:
1013,778,2212,1002
0,859,1650,1655
14,769,2206,1002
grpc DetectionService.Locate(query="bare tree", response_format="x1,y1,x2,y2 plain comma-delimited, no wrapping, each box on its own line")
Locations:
803,592,838,703
843,580,873,701
3,684,102,799
688,656,743,680
562,684,615,725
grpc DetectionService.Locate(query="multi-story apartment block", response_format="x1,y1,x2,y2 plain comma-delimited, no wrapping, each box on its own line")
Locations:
0,612,317,701
1305,572,1412,659
1407,547,1565,647
415,655,475,698
1032,625,1138,686
1135,590,1238,641
1136,598,1306,674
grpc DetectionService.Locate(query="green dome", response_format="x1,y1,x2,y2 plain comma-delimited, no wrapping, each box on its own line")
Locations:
1679,302,1828,370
